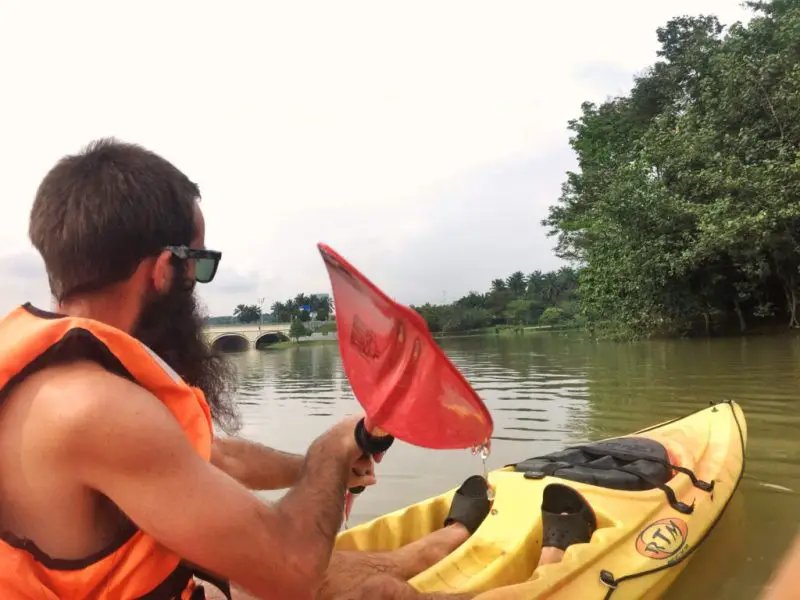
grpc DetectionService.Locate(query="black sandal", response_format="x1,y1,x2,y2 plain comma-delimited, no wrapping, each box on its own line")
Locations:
541,483,597,550
443,475,491,534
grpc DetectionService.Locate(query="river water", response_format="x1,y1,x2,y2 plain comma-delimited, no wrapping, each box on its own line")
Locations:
226,332,800,599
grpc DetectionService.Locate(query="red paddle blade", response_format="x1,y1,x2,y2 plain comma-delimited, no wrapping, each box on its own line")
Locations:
318,243,493,450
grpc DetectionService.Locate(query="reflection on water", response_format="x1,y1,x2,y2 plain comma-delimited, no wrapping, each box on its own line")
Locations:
226,333,800,600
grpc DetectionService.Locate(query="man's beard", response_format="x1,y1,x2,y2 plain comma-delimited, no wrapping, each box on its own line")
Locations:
133,281,241,435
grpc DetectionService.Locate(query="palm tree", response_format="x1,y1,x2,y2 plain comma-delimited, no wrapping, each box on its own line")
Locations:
490,279,507,294
506,271,527,297
526,271,544,298
233,304,261,324
541,272,560,303
455,291,487,310
233,304,247,320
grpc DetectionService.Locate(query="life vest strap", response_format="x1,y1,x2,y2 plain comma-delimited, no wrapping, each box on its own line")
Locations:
193,565,233,600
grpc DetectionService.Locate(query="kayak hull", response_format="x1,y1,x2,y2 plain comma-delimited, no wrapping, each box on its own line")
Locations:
335,401,747,599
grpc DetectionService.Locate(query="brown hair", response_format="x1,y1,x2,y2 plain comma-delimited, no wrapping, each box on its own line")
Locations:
29,138,199,301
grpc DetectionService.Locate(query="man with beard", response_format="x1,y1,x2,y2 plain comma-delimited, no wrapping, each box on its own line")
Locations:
0,139,594,600
0,138,500,600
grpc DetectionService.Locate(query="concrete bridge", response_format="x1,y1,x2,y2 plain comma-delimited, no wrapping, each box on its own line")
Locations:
204,323,292,352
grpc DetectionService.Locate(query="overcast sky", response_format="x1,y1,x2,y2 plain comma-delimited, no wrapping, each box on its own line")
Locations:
0,0,754,316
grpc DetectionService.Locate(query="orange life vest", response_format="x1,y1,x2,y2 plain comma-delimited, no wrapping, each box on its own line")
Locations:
0,304,229,599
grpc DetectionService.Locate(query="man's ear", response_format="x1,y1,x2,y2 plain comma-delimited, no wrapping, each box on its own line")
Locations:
151,250,175,294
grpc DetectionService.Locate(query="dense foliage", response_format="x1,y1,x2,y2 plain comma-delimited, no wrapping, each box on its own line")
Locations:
270,294,332,322
544,0,800,337
205,294,333,326
412,268,581,333
289,319,314,342
233,303,262,324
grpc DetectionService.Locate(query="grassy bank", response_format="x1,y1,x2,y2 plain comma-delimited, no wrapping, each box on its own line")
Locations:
429,324,583,340
260,337,339,351
258,324,582,349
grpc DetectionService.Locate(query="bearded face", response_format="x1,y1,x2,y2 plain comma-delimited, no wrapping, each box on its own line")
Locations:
132,265,240,434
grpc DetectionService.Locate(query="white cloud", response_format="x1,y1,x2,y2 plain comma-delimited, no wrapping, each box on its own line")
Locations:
0,0,754,315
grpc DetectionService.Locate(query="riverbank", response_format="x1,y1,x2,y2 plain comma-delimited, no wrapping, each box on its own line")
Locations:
257,325,578,348
261,337,339,350
253,321,800,351
431,324,576,340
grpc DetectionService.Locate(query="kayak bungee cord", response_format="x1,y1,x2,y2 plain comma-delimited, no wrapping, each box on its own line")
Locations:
598,399,747,599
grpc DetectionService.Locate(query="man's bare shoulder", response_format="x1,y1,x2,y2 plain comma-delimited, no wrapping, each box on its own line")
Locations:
13,360,185,467
19,359,155,420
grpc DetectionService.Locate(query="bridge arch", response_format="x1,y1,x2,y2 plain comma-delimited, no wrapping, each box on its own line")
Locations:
255,331,290,349
211,334,250,353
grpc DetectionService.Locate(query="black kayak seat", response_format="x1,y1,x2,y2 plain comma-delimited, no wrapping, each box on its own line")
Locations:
513,437,673,492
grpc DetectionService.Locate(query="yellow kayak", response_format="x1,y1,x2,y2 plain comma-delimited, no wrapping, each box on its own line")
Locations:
335,400,747,599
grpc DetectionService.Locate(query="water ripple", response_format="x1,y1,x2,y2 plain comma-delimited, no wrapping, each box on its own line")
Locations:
226,332,800,600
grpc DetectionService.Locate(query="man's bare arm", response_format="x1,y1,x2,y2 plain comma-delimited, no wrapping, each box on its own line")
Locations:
43,363,358,600
211,437,378,492
211,437,304,490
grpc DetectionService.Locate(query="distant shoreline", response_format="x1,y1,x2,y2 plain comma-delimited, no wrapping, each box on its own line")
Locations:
251,325,571,350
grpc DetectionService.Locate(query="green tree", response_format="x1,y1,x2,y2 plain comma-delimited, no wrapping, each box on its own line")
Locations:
442,306,493,332
539,307,565,327
412,264,579,333
526,271,544,300
506,271,527,297
313,295,332,321
505,299,535,326
412,303,447,333
289,319,311,342
490,279,506,294
544,1,800,338
455,291,488,310
270,293,333,323
233,303,262,324
270,301,293,323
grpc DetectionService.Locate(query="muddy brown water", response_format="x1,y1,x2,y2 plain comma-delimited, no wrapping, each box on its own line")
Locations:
226,332,800,599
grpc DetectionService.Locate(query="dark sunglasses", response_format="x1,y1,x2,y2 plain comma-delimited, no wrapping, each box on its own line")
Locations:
164,245,222,283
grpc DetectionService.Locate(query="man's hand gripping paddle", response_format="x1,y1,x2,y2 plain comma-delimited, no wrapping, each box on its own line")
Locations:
317,243,494,525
